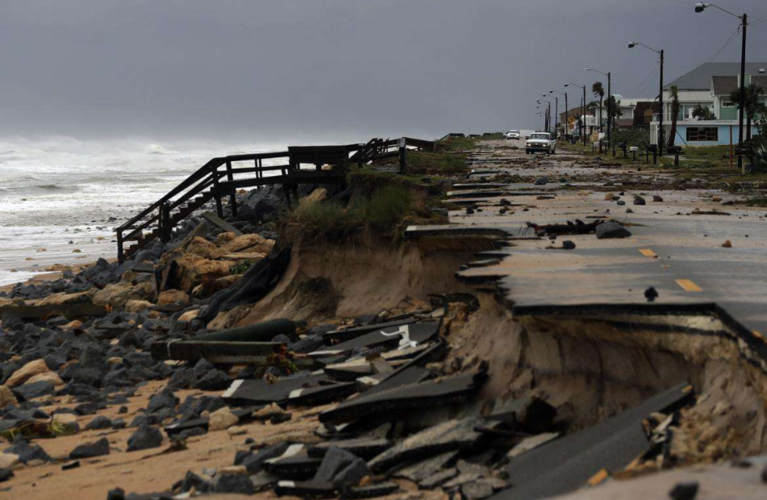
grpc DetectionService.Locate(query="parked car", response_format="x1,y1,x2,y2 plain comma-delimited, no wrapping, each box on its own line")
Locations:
525,132,556,154
504,129,521,140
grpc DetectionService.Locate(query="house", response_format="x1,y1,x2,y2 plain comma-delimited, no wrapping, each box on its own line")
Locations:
650,62,767,146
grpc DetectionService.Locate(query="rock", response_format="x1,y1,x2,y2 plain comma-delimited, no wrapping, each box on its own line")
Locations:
126,426,164,452
669,481,698,500
4,439,51,463
70,437,110,459
208,407,239,432
213,234,274,259
0,453,19,469
93,282,152,309
300,188,328,205
561,240,576,250
712,196,722,202
0,385,18,409
634,196,646,206
216,232,237,245
604,192,616,201
106,487,126,500
147,387,178,414
595,221,632,239
462,479,496,500
215,470,255,495
6,359,50,387
14,380,55,401
227,425,247,436
178,309,200,323
25,371,64,387
85,416,113,430
125,300,153,313
194,369,231,391
157,289,190,307
616,200,626,206
175,471,215,493
645,287,659,303
0,468,13,483
653,195,664,202
722,239,732,248
534,177,548,186
187,237,218,259
180,259,234,293
36,291,93,307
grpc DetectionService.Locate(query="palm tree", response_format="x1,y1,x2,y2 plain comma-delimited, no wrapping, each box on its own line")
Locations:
592,82,605,133
607,95,622,133
729,84,766,141
691,104,715,121
667,86,680,148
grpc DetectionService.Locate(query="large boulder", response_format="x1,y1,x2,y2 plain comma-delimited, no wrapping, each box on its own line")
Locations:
212,234,274,259
180,259,235,294
237,186,282,220
186,237,218,259
35,291,94,307
93,282,153,309
125,300,153,313
157,289,190,307
6,359,50,388
0,386,18,409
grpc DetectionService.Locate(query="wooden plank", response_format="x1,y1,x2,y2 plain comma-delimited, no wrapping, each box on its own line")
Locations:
201,211,243,236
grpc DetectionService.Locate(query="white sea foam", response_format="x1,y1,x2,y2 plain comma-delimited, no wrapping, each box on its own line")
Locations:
0,136,326,287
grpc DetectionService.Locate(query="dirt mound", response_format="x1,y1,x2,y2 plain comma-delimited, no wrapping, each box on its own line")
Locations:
236,238,493,326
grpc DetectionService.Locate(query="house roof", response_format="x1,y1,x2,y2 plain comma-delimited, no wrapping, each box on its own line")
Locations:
665,63,767,90
712,76,738,95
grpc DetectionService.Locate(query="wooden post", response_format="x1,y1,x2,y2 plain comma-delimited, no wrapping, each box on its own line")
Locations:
117,230,124,264
212,165,224,218
161,203,171,243
730,125,734,169
399,138,407,173
226,160,237,218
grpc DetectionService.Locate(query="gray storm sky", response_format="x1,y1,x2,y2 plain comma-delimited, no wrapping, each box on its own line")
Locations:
1,0,766,142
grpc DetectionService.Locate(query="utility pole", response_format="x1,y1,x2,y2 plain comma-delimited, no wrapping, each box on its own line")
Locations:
659,49,664,155
738,14,747,172
582,86,587,145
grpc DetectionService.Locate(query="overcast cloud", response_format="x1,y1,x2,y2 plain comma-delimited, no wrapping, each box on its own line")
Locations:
1,0,766,142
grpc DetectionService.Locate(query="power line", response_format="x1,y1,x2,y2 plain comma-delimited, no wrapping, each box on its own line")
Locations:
708,25,741,63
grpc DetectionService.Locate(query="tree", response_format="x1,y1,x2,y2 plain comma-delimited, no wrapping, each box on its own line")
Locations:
691,104,716,121
607,95,622,133
729,84,766,141
592,82,605,133
667,86,680,148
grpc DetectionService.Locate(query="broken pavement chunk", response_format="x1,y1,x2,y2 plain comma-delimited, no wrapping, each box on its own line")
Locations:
264,444,323,480
490,383,693,500
393,451,457,483
320,370,486,425
308,437,391,460
310,321,439,358
368,416,498,473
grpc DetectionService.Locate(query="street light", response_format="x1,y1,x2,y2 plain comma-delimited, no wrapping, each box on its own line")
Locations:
551,90,568,139
586,67,612,149
564,82,587,145
628,41,664,155
541,96,552,133
694,3,749,172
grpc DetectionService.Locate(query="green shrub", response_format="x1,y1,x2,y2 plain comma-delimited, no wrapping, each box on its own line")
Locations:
364,186,413,231
407,151,467,174
289,200,364,239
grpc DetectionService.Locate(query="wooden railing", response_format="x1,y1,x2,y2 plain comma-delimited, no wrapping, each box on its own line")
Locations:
115,137,435,262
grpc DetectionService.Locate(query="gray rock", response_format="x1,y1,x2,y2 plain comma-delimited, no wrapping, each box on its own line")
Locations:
462,479,496,500
669,481,699,500
334,458,370,487
126,426,164,452
174,471,214,493
85,416,113,430
534,177,549,185
242,442,290,475
4,439,51,463
0,468,13,482
146,387,178,414
314,447,358,482
13,381,55,401
595,221,632,239
194,369,230,391
70,437,110,459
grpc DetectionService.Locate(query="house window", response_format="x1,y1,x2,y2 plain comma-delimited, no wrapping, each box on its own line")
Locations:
686,127,718,142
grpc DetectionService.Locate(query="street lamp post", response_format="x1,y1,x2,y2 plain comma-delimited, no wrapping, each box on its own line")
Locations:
586,68,612,149
551,90,568,140
695,3,748,172
629,42,664,155
565,83,587,145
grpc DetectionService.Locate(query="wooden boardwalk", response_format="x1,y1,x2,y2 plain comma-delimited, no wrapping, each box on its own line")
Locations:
115,137,434,262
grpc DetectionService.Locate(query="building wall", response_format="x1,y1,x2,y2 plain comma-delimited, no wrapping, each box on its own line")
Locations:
651,122,760,146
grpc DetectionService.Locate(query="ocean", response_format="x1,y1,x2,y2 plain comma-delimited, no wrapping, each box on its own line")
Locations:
0,137,297,287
